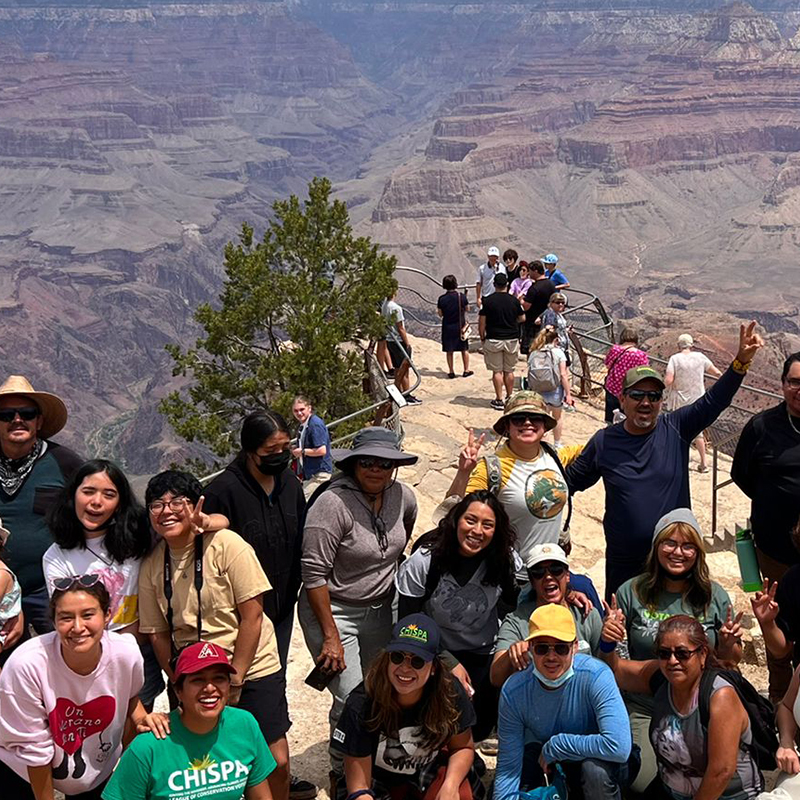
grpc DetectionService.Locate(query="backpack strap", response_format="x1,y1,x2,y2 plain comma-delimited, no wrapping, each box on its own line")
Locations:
698,668,717,731
305,478,333,511
483,454,502,495
540,440,573,533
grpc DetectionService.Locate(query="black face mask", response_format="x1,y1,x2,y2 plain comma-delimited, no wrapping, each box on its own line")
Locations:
255,451,291,476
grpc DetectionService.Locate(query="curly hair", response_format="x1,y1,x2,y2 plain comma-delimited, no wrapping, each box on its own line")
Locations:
364,651,461,751
426,490,517,589
634,522,713,616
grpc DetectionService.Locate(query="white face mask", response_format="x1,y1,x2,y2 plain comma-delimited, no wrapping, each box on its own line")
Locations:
532,662,575,689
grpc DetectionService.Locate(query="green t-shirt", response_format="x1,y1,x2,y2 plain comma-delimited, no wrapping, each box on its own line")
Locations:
616,577,731,714
103,707,275,800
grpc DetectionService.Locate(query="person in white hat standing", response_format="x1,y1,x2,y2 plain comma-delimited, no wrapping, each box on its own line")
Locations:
0,375,82,645
475,246,507,307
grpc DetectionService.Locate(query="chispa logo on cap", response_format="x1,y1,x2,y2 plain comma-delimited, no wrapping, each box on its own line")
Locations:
399,622,428,643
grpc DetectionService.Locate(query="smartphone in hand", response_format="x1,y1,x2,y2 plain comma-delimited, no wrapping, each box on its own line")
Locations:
305,663,341,691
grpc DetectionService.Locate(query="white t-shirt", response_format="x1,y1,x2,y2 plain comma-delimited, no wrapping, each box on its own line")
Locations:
476,262,507,297
42,536,141,630
665,350,714,410
381,299,404,344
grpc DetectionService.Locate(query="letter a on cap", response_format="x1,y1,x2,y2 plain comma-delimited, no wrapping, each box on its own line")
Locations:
198,642,217,659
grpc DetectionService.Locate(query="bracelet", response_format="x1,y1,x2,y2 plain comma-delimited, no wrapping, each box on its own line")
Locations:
732,358,751,375
346,791,375,800
599,639,618,653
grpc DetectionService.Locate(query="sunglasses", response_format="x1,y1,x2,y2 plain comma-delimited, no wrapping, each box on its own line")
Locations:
148,496,189,515
357,457,395,470
53,574,102,592
528,563,568,581
656,646,701,662
532,643,572,657
389,651,427,670
625,389,663,403
508,413,547,427
0,406,40,423
784,378,800,390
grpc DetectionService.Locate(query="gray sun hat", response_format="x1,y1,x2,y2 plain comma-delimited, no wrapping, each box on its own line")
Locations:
653,508,702,541
331,426,419,467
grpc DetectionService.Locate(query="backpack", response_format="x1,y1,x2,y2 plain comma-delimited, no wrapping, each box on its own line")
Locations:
527,348,560,393
698,668,779,771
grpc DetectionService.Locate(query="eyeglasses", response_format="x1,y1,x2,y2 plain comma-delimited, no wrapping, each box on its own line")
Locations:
53,574,102,592
656,646,701,662
508,413,546,427
660,539,698,555
625,389,663,403
785,378,800,390
0,406,40,423
357,457,395,470
148,496,189,515
528,563,568,581
389,651,427,670
532,643,573,657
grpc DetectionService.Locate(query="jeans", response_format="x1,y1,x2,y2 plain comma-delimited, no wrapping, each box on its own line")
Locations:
298,589,393,769
22,585,54,634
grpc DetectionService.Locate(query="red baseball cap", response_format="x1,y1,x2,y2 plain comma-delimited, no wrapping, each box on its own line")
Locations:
174,642,237,680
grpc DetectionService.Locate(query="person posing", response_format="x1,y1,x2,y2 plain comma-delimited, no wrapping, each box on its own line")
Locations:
495,604,633,800
0,577,161,800
603,328,649,425
103,641,276,800
734,351,800,702
568,321,763,599
395,491,521,742
0,375,83,641
612,615,766,800
475,246,506,306
291,397,333,498
478,273,525,411
600,508,742,794
445,392,580,578
332,615,481,800
42,459,170,709
0,520,21,658
665,333,722,473
520,261,555,356
528,326,574,450
490,543,603,689
299,427,418,777
542,254,569,290
437,275,472,380
138,470,291,800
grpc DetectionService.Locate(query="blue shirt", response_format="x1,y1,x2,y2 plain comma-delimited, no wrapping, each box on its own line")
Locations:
546,268,569,287
300,414,332,479
496,654,631,800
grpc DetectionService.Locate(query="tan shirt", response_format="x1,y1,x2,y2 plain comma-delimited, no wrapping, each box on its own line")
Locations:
138,528,280,681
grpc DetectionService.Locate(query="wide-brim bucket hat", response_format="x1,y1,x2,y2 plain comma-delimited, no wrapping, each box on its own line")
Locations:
331,426,419,467
493,391,557,434
0,375,68,439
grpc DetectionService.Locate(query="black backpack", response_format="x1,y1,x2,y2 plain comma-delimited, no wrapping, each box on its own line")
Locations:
698,669,779,771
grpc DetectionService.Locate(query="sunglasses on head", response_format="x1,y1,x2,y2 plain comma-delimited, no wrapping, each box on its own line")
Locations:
53,574,102,592
357,457,395,470
0,406,40,423
528,563,568,581
389,651,426,669
625,389,663,403
532,643,572,657
508,413,546,427
656,646,701,662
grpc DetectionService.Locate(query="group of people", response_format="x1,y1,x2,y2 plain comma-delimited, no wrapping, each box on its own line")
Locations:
0,299,798,800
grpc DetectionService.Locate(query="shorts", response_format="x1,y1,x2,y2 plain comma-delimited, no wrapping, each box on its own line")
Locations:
239,669,292,743
541,385,565,407
387,341,411,369
484,339,519,373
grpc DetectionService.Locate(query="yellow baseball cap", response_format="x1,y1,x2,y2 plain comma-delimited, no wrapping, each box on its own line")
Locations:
525,603,577,642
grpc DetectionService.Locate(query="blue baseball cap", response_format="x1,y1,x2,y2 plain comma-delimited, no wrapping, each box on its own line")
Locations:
386,614,440,662
543,253,558,264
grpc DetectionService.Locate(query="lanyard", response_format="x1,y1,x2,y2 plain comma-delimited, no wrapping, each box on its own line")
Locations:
163,535,204,656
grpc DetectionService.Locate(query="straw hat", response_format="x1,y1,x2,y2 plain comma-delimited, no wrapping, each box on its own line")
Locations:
0,375,68,439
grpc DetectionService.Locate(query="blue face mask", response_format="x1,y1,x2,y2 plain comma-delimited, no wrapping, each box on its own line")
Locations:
532,663,575,689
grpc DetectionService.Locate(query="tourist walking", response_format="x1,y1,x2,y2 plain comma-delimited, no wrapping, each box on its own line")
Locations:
382,286,421,404
291,396,333,497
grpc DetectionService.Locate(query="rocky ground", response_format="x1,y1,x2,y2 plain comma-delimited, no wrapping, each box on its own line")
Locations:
283,332,765,797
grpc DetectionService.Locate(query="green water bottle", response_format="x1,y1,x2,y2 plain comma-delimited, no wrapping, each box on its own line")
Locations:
735,528,762,592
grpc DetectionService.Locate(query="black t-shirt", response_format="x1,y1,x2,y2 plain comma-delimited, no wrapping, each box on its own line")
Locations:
775,564,800,665
524,278,556,323
331,675,475,785
479,292,523,340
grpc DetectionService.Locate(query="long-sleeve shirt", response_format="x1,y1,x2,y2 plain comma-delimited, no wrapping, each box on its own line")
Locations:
302,475,417,603
566,365,744,573
495,654,630,800
731,401,800,565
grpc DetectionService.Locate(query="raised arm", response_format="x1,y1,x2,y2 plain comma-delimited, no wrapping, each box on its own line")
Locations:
565,432,602,494
445,428,486,498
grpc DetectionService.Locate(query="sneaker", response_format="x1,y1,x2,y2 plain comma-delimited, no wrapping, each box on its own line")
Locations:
479,737,499,756
490,398,505,410
290,776,318,800
406,394,423,405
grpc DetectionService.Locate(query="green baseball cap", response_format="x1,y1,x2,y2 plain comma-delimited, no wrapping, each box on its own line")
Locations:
622,365,666,392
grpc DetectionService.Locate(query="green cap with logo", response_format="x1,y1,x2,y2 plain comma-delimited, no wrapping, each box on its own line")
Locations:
622,365,665,392
493,390,557,434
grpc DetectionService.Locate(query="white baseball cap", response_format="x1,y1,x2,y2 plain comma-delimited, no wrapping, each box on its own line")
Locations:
525,543,569,569
487,246,500,257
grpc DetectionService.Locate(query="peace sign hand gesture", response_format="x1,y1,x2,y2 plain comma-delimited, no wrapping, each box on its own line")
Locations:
188,495,211,536
750,578,780,627
458,428,486,475
718,605,744,657
735,320,763,365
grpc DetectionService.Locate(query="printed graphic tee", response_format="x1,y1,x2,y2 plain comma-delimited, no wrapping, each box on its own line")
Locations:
102,706,276,800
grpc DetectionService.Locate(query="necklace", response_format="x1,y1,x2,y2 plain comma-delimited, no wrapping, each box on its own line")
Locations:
84,542,113,567
788,406,800,436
